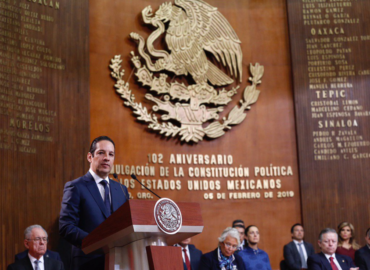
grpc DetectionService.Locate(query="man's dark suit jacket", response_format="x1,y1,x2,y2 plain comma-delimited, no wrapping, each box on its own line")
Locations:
7,256,64,270
15,249,62,262
307,252,355,270
355,245,370,270
59,172,129,270
199,248,246,270
284,241,315,270
183,244,202,270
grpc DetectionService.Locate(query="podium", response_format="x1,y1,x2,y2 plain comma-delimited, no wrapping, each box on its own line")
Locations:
81,200,203,270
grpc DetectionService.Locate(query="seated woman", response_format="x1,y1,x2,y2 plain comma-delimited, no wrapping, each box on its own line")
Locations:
239,225,272,270
336,221,360,262
199,227,246,270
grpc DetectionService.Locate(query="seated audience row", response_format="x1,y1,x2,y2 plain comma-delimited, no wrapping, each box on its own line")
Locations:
198,220,272,270
282,221,369,270
184,219,368,270
8,221,370,270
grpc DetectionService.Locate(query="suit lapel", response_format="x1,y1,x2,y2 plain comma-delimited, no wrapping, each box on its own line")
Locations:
84,172,110,218
336,254,349,270
188,245,195,268
110,179,121,212
21,257,34,270
291,242,302,264
303,242,311,255
44,256,51,270
365,247,370,267
319,253,332,270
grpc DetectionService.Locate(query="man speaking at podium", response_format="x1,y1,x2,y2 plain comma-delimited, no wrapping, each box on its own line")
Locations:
59,136,129,270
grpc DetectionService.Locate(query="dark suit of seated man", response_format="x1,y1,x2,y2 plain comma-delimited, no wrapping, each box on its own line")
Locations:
15,249,61,262
7,225,64,270
354,227,370,270
307,228,358,270
284,223,315,270
174,238,202,270
233,224,248,253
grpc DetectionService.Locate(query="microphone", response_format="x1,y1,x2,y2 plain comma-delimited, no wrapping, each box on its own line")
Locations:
113,173,130,201
131,174,161,199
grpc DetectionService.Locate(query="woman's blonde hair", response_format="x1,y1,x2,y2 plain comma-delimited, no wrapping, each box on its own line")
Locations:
337,222,360,250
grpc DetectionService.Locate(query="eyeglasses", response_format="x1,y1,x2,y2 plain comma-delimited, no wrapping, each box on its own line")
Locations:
223,242,238,250
27,237,48,243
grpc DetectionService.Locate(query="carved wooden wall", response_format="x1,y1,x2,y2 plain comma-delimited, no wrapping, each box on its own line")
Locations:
2,0,368,269
0,0,89,268
287,0,370,250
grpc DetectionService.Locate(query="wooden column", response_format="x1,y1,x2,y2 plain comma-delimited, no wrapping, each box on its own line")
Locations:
287,0,370,248
0,1,90,268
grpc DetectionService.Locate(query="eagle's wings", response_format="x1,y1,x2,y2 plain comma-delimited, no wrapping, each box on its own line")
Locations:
168,0,243,85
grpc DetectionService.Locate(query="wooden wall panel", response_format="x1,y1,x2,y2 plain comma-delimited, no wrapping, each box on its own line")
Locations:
90,0,299,268
0,0,89,268
287,0,370,250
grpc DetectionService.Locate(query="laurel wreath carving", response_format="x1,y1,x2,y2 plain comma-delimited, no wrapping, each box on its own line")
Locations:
110,54,264,142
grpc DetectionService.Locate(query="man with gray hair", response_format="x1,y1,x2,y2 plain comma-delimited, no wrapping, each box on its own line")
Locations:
199,227,246,269
307,228,358,270
15,225,62,262
7,225,64,270
354,227,370,270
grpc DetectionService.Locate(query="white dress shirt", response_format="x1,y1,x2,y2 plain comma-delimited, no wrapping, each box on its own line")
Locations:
324,253,342,270
89,168,111,203
174,244,191,263
28,254,44,270
293,240,308,262
237,240,246,251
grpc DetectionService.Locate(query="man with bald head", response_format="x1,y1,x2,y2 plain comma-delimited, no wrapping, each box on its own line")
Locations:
307,228,358,270
7,225,64,270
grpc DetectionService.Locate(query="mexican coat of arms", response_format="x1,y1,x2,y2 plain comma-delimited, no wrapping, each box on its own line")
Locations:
110,0,264,143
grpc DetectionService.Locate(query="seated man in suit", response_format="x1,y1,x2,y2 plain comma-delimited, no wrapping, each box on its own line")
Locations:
307,228,358,270
174,238,202,270
354,227,370,270
7,225,64,270
15,225,62,262
233,224,247,252
283,223,315,269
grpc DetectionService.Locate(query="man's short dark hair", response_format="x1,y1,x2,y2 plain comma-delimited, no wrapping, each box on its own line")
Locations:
233,224,245,229
366,227,370,238
291,223,303,233
89,136,115,155
232,219,245,227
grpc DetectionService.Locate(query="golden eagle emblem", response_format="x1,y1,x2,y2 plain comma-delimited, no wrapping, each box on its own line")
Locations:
110,0,264,142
